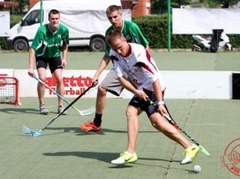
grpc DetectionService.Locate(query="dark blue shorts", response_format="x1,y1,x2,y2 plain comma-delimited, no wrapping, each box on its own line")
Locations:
129,89,165,117
36,56,62,73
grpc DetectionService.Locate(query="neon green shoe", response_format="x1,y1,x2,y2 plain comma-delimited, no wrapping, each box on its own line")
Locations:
111,151,138,165
181,145,200,165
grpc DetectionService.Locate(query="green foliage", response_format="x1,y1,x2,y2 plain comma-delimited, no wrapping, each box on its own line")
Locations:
0,37,8,50
151,0,239,12
12,0,29,13
151,0,192,13
10,14,24,27
133,15,168,48
228,35,240,48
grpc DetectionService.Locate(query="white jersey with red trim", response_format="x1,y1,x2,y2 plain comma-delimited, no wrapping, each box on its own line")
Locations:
110,43,165,91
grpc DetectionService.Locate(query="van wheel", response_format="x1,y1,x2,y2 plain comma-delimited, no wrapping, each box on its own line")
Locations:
13,39,29,52
90,37,105,51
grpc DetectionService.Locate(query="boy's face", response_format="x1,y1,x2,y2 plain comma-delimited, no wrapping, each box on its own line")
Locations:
107,10,122,30
48,13,60,31
110,37,130,57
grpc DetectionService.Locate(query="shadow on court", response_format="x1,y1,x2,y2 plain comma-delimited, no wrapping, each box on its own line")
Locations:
0,107,39,114
42,151,180,167
45,126,159,136
43,151,119,163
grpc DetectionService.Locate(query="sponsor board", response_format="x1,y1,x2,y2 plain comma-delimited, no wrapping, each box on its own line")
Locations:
8,70,236,99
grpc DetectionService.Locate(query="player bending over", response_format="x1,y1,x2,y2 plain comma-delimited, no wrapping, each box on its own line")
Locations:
106,29,200,165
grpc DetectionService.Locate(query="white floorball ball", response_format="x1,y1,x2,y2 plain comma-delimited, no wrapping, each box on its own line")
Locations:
193,165,201,173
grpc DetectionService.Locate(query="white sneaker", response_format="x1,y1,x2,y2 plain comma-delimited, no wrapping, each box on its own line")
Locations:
58,106,66,115
39,104,49,115
111,151,138,165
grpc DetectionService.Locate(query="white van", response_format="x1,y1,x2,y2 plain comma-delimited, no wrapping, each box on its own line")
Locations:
7,0,131,51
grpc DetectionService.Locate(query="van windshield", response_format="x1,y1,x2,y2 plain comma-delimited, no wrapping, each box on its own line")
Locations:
22,10,43,26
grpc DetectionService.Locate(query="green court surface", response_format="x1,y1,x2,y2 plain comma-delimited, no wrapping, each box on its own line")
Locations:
1,51,240,179
1,50,240,71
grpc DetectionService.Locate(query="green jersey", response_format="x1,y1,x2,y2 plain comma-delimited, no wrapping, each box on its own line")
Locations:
31,23,69,58
105,20,149,55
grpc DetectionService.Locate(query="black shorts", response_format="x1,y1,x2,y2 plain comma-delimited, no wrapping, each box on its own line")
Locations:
36,56,62,73
129,89,166,117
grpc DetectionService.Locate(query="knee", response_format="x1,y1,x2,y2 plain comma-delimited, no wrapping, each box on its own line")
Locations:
38,75,46,82
125,107,137,119
98,86,107,96
150,121,158,129
150,118,163,132
55,77,63,85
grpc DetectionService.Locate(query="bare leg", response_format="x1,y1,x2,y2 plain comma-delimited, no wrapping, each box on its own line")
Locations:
149,113,192,149
95,86,107,114
53,69,64,107
110,105,140,165
126,105,141,154
37,68,46,105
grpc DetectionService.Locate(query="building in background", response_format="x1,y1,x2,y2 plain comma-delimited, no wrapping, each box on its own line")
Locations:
0,0,19,11
122,0,151,16
29,0,151,16
29,0,38,9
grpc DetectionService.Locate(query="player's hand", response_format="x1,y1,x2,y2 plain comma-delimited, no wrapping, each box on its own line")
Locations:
61,59,67,68
158,104,168,116
135,90,148,101
28,69,35,77
92,79,99,87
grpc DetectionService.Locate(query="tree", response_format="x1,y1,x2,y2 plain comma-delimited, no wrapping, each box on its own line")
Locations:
151,0,192,14
11,0,29,13
151,0,239,13
206,0,239,8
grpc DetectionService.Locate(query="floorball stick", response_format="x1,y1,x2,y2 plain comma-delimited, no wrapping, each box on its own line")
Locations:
21,85,93,137
163,114,210,156
33,76,95,116
148,99,210,156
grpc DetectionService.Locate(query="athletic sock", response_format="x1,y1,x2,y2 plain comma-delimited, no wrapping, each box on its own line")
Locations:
93,113,102,127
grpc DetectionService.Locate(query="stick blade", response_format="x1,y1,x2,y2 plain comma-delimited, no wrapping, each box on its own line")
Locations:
199,145,210,156
79,106,95,116
21,125,42,137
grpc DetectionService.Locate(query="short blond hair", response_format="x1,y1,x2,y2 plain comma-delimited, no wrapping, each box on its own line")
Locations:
106,5,121,14
105,29,124,46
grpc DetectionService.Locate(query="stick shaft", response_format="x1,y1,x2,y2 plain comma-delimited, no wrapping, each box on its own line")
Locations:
41,85,93,131
147,99,210,155
33,76,81,113
164,114,210,155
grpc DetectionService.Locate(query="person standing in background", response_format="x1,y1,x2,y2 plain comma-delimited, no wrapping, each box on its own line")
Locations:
80,5,149,132
28,9,69,115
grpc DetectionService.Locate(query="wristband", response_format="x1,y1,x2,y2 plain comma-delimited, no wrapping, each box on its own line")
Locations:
158,101,165,105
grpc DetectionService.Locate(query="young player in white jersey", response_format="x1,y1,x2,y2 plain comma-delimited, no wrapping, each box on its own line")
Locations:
106,29,200,165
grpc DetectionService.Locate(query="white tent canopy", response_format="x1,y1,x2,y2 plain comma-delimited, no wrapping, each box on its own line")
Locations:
172,8,240,34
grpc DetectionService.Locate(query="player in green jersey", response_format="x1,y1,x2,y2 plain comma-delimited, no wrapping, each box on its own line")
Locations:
80,5,149,132
28,9,69,115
